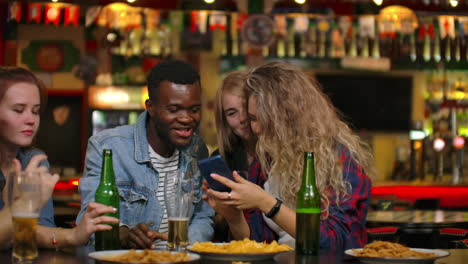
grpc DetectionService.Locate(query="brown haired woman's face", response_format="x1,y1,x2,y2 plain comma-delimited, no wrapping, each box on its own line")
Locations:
223,92,251,141
0,82,40,149
247,97,262,136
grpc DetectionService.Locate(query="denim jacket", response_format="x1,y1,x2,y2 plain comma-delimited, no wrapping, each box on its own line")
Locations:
77,111,214,243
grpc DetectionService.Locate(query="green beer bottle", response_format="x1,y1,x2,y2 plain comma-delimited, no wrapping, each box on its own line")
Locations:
296,152,321,255
94,149,120,251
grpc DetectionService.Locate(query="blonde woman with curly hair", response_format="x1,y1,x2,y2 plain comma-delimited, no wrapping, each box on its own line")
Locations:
205,62,373,250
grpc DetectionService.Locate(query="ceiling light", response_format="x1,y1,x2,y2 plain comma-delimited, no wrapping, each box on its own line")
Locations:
204,0,215,3
373,0,383,5
449,0,458,7
127,0,136,3
295,0,306,4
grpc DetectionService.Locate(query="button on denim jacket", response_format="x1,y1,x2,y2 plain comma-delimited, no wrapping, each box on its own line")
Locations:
77,111,215,243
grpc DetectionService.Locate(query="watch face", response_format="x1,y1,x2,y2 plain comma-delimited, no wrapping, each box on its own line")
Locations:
242,15,275,48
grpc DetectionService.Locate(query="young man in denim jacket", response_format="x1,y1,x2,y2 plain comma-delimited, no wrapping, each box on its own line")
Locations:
77,60,214,248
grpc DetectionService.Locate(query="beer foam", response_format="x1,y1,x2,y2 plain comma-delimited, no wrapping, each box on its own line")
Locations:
168,217,189,221
12,213,39,218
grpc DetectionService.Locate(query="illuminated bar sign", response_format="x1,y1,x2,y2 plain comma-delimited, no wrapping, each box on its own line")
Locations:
88,85,146,109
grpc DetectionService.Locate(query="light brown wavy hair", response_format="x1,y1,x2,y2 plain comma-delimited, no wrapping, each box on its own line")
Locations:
0,67,47,110
215,70,250,157
244,62,375,213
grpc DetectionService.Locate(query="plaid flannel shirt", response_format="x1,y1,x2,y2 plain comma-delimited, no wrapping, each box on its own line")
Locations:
245,149,371,249
320,149,372,250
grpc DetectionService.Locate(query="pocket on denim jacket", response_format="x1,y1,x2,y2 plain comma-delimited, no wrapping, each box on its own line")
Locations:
118,187,150,225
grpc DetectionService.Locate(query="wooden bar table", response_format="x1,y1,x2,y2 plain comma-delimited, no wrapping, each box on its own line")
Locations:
0,247,466,264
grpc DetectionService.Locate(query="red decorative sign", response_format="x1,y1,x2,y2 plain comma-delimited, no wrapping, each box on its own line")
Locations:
45,4,61,26
64,6,80,26
28,3,42,23
9,2,22,22
36,44,64,72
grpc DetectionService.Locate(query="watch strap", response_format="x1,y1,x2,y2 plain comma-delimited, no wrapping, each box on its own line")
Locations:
265,198,282,218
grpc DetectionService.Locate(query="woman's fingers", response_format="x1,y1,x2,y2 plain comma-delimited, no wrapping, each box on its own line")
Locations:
86,202,117,218
24,154,48,171
35,166,48,174
94,224,113,231
91,216,119,225
206,188,228,200
12,159,22,173
210,173,237,189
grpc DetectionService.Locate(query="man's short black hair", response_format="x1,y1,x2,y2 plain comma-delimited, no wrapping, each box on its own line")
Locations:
147,60,200,100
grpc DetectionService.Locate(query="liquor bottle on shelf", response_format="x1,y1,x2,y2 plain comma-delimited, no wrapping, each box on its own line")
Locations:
276,36,285,58
433,21,441,62
287,22,296,57
307,21,318,58
371,20,380,59
299,33,307,58
410,32,417,62
422,24,432,62
348,22,358,57
443,34,452,62
454,19,461,62
361,36,369,58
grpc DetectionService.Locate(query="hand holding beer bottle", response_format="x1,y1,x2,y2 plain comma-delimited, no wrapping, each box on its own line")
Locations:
94,149,120,251
296,152,321,255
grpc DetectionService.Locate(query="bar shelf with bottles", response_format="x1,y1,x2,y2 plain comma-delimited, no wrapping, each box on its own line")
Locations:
221,9,468,72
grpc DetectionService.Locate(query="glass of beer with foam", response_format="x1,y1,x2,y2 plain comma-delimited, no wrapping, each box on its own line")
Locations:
8,171,42,261
164,171,194,251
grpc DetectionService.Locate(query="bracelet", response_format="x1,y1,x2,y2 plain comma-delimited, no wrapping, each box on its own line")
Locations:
265,198,282,218
52,229,59,251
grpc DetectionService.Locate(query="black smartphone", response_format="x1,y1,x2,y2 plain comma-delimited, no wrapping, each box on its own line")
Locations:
198,155,234,192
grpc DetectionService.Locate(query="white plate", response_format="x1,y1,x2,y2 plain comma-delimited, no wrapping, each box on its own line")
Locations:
88,250,200,264
345,248,450,264
186,243,292,262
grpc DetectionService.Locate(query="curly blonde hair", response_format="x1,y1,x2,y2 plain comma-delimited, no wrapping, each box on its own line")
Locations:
215,70,249,157
245,62,375,213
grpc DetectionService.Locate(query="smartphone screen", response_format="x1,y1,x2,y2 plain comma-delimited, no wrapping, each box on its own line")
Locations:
198,155,233,192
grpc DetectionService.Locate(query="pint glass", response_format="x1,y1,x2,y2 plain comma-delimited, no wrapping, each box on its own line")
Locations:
9,171,42,261
164,171,193,250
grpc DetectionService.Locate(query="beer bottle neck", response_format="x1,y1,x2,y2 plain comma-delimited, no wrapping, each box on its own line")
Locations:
100,153,115,184
301,152,316,187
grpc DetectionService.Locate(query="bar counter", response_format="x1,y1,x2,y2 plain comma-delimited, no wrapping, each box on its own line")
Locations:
0,247,466,264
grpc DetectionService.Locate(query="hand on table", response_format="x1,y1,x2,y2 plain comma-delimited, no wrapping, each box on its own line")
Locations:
122,223,168,249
